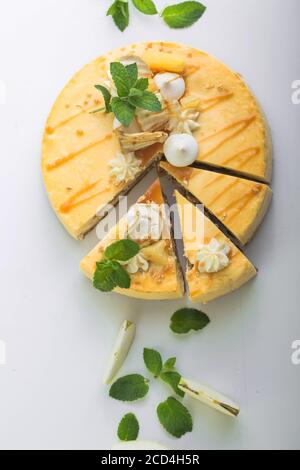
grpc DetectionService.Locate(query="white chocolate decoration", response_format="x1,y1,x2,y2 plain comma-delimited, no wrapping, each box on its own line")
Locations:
127,203,163,241
154,73,185,102
109,152,141,184
163,133,198,167
197,238,231,273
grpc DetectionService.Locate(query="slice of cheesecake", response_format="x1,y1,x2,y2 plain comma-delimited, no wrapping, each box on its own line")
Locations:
80,180,185,300
160,162,272,245
174,191,256,303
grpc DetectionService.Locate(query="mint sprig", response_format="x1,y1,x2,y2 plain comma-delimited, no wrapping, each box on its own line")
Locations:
143,348,184,397
161,2,206,29
94,61,161,127
105,1,206,31
157,397,193,438
132,0,157,15
117,413,139,441
93,239,140,292
170,308,210,334
109,374,150,401
107,0,129,32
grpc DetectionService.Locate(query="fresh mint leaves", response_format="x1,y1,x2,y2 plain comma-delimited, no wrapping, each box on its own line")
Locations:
143,348,163,378
94,61,161,126
117,413,139,441
107,0,129,32
105,239,139,262
132,0,157,15
109,374,150,401
93,239,140,292
105,1,206,31
170,308,210,334
160,371,184,398
143,348,184,397
157,397,193,438
162,2,206,29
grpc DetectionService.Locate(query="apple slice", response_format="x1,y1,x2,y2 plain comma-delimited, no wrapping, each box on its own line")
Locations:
112,441,169,450
178,378,240,418
103,320,136,384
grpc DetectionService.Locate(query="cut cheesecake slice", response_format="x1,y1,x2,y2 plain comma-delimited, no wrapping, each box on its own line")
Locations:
174,191,257,303
160,162,272,245
80,180,185,300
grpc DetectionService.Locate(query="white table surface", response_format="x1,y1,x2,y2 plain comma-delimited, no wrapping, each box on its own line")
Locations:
0,0,299,450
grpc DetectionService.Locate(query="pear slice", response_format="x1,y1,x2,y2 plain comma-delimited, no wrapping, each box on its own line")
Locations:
178,378,240,418
103,320,136,385
112,441,169,450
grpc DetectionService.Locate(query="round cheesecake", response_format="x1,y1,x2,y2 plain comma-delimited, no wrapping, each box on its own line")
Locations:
42,42,272,240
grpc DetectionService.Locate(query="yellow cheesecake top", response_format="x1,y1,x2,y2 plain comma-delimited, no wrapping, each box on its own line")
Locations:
80,180,184,300
160,162,272,244
175,191,256,303
42,42,272,240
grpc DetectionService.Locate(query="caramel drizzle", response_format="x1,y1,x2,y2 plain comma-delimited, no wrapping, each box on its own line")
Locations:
59,180,108,214
181,92,233,114
46,133,113,171
199,116,256,160
219,190,259,224
222,146,260,168
200,93,234,112
201,177,260,222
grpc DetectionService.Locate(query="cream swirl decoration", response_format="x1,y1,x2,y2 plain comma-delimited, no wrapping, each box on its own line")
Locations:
168,102,200,135
120,252,149,274
197,238,231,273
109,152,141,184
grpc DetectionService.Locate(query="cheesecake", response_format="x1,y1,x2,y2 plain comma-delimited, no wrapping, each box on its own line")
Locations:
160,162,272,245
80,180,185,300
174,191,257,303
42,42,272,240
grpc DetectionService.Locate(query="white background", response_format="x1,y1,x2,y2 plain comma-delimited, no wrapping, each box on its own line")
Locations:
0,0,299,450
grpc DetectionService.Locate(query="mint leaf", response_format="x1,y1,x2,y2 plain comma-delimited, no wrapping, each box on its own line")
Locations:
129,88,144,98
129,91,162,112
93,260,131,292
160,371,184,398
132,0,158,15
110,62,131,97
109,374,149,401
143,348,163,378
170,308,210,334
157,397,193,438
104,239,140,262
117,413,139,441
94,85,111,112
163,357,176,371
135,78,149,91
107,0,130,32
162,1,206,29
125,63,138,88
111,97,135,127
111,262,131,289
93,261,117,292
